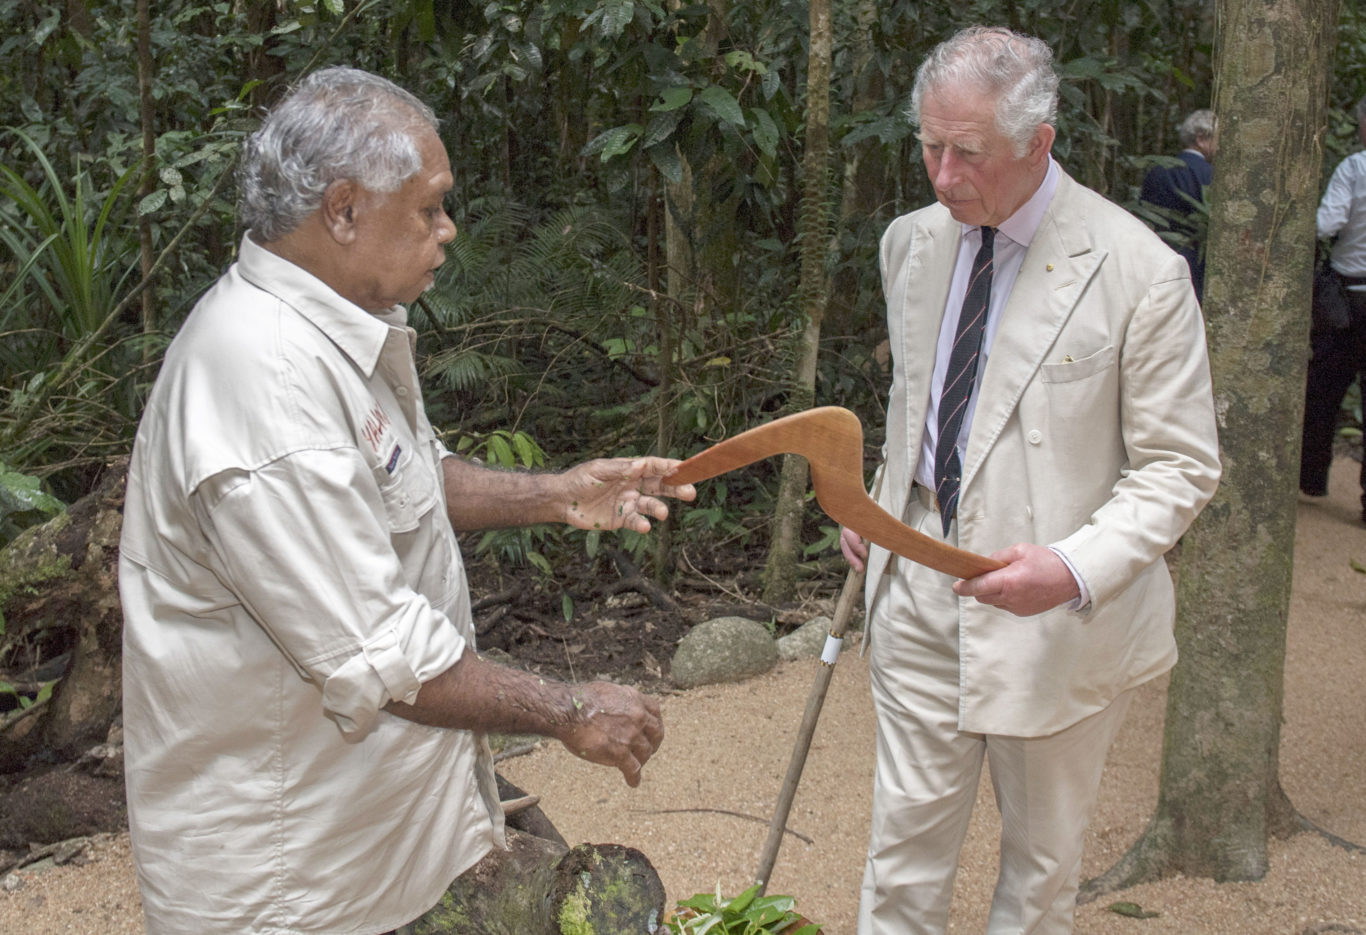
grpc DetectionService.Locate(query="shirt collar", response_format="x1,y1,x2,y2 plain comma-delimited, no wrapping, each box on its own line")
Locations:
961,155,1060,249
235,233,406,378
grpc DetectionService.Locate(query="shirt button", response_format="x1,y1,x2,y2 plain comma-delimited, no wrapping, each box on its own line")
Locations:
396,386,409,397
1028,430,1043,445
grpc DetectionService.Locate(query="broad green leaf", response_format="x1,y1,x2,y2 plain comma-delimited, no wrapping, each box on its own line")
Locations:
31,9,61,46
646,142,683,184
748,107,779,157
512,432,541,468
652,86,693,112
488,433,514,467
583,124,642,161
697,85,745,128
642,109,683,149
1106,901,1160,919
723,50,767,75
584,0,634,39
725,883,760,914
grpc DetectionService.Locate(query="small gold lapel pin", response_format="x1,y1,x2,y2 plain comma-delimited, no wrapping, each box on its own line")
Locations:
1062,354,1074,362
1046,263,1055,272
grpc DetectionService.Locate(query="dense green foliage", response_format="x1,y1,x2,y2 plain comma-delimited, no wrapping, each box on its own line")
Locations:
1,0,1362,560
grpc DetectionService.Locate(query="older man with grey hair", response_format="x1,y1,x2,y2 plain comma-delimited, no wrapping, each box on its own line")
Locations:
840,27,1220,934
120,66,692,933
1140,107,1217,299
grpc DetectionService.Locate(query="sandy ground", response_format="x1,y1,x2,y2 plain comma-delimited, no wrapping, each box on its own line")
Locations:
2,457,1364,934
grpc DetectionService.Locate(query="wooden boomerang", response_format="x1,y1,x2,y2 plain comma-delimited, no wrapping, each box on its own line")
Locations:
664,406,1003,580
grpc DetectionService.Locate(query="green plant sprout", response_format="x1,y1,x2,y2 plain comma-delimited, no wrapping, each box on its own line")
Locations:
665,883,820,934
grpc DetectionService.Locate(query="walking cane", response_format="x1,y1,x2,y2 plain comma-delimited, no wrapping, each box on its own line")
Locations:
663,407,1002,891
752,561,864,894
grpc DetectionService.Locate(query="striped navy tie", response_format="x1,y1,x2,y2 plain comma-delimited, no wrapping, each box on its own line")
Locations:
934,226,996,536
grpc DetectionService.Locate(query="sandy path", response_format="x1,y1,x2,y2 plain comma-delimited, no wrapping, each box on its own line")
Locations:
2,458,1364,934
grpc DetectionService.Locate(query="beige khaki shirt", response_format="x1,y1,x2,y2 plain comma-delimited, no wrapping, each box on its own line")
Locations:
120,235,502,933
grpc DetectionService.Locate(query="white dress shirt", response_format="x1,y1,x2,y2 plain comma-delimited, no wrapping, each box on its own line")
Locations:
120,235,503,933
1319,149,1366,290
916,158,1061,489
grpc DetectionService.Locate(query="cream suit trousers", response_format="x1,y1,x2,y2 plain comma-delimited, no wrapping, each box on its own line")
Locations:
857,486,1134,935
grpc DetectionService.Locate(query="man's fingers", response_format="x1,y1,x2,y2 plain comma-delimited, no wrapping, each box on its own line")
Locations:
839,527,868,571
636,494,671,521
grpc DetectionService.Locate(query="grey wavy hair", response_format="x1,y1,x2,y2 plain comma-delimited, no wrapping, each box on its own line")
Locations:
239,66,438,242
1177,109,1216,147
908,26,1059,157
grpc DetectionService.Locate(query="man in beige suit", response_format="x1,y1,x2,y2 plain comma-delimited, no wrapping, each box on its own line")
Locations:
840,27,1221,935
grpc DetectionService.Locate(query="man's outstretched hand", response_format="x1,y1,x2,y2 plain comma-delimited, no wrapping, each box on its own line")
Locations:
562,457,696,534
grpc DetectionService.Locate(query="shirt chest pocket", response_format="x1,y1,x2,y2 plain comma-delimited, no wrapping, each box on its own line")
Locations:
1039,344,1116,384
376,444,439,534
1031,344,1122,451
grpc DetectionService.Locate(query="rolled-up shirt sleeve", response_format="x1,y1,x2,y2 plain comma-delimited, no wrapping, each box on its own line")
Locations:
194,445,467,737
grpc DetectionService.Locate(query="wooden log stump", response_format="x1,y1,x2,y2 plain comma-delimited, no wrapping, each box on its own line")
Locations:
414,829,666,934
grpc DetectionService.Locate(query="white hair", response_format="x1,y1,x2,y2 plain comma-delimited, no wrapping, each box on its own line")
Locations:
908,26,1059,157
238,66,438,242
1177,109,1216,147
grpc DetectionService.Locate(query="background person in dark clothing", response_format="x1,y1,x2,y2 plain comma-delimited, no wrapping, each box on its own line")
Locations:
1140,108,1217,300
1300,95,1366,520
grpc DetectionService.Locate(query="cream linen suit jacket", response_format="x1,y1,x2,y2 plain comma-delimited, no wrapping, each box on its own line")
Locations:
864,168,1221,738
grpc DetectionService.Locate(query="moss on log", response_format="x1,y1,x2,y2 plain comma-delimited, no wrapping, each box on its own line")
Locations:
1,460,127,772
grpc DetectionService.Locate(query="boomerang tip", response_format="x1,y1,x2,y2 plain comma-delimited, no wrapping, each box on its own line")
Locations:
662,459,714,487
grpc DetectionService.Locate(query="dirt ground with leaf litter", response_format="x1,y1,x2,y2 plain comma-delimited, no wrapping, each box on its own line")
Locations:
2,458,1365,934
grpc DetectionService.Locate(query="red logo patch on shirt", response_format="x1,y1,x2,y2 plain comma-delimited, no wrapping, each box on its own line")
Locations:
362,405,392,455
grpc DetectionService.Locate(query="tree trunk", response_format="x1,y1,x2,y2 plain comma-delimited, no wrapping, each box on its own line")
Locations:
242,0,285,110
1083,0,1339,898
650,172,678,584
761,0,832,604
828,0,883,337
0,460,127,774
136,0,156,343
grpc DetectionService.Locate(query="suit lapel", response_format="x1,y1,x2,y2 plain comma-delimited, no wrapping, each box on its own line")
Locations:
962,173,1105,487
896,210,959,468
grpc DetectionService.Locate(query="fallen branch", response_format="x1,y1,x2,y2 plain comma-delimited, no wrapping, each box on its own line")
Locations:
607,550,682,613
632,807,813,845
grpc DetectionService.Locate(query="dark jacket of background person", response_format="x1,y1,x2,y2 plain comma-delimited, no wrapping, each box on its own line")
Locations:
1140,109,1216,300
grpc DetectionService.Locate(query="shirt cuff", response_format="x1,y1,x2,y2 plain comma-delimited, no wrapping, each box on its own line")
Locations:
1048,545,1092,613
321,625,466,737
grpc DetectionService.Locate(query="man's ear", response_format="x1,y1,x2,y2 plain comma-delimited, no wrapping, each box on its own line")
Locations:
319,180,360,245
1027,123,1056,167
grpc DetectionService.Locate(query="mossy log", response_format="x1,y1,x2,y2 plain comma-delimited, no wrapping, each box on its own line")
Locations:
416,829,666,935
0,459,127,773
